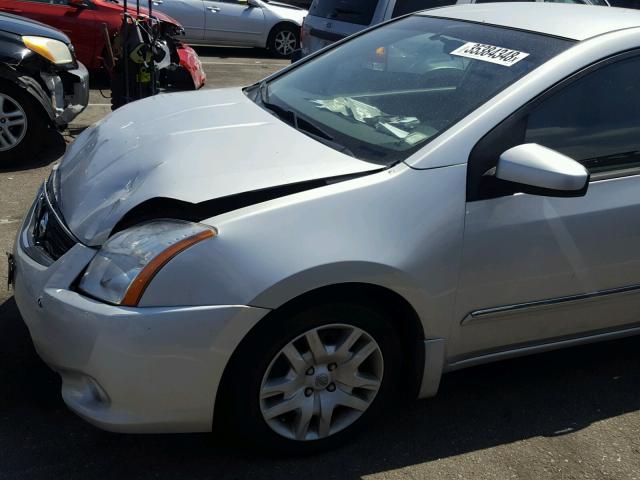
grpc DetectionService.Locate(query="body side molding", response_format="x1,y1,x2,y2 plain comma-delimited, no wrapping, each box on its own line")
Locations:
462,282,640,326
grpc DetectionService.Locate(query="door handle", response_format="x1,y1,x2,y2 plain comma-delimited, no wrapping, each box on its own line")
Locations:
152,0,163,4
207,6,220,12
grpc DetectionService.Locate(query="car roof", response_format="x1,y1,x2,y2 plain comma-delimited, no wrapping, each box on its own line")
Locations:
421,3,640,41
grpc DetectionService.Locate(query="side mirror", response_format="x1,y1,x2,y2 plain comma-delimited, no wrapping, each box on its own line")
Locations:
68,0,86,7
247,0,260,7
495,143,589,197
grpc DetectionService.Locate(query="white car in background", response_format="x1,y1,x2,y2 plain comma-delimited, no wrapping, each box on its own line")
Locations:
153,0,307,57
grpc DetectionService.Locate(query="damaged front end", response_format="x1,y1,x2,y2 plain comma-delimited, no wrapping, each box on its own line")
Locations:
156,18,206,90
108,12,205,99
0,34,89,128
53,87,382,246
39,62,89,127
45,163,376,260
111,170,378,236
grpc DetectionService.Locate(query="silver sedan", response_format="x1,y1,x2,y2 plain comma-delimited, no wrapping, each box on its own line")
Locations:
11,2,640,453
153,0,307,57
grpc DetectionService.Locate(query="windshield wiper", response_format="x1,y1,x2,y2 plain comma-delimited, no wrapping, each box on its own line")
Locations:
256,81,355,157
298,126,356,158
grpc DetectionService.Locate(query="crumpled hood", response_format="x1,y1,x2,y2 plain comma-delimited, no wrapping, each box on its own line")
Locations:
57,88,380,246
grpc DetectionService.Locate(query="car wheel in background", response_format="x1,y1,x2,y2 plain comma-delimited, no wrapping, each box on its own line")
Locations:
0,81,46,164
268,24,300,58
217,300,401,453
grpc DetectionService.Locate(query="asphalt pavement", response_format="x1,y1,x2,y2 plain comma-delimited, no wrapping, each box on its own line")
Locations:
0,46,639,480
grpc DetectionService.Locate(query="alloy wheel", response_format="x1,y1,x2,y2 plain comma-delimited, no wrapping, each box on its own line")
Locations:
274,30,297,56
0,93,27,152
259,323,384,441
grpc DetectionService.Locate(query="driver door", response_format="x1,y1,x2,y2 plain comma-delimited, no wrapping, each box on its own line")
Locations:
203,0,265,46
452,51,640,362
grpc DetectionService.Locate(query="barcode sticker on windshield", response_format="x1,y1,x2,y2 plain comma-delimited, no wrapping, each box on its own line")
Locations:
450,42,529,67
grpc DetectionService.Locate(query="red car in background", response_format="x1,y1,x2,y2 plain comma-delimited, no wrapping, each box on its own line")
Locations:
0,0,205,89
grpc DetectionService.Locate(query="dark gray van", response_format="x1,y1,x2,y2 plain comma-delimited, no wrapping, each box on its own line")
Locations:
300,0,610,56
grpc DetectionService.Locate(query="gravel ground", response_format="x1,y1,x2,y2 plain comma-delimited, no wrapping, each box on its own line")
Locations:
0,46,639,480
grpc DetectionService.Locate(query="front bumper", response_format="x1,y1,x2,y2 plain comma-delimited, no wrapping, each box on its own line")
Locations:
176,44,206,90
40,62,90,127
12,198,269,433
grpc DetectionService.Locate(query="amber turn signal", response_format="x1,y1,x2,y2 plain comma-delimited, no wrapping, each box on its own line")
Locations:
121,229,216,306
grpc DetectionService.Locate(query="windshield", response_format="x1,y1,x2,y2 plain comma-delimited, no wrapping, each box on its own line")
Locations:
309,0,379,25
255,15,573,165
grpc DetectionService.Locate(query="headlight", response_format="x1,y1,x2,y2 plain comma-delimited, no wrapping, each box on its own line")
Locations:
79,220,217,306
22,36,73,65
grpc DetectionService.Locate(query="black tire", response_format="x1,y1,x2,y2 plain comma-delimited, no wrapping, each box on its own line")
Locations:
217,298,402,454
268,24,300,59
0,81,48,165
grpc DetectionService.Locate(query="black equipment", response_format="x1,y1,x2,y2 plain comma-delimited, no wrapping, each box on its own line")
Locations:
110,0,162,109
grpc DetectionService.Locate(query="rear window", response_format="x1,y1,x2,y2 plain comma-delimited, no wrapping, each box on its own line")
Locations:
309,0,379,25
392,0,456,17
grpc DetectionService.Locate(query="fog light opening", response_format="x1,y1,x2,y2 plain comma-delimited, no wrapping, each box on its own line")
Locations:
85,376,110,406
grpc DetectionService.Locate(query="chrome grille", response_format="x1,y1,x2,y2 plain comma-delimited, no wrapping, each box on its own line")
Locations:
26,180,77,263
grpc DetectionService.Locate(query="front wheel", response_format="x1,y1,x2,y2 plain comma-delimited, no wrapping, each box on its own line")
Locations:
218,301,401,453
268,25,299,58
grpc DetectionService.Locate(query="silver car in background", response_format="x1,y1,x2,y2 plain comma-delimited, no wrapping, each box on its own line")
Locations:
301,0,610,56
11,2,640,453
154,0,307,57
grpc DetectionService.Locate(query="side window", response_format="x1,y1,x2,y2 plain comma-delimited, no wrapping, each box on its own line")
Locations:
391,0,456,17
525,55,640,175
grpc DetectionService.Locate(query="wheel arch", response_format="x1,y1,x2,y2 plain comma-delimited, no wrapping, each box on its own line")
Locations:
257,281,426,344
266,20,300,47
213,281,427,428
269,20,301,36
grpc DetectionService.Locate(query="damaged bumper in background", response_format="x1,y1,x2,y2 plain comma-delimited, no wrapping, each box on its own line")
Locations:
39,62,90,127
152,15,206,90
177,43,206,90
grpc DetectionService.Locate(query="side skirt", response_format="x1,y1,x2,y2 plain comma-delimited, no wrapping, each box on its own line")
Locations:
445,324,640,372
